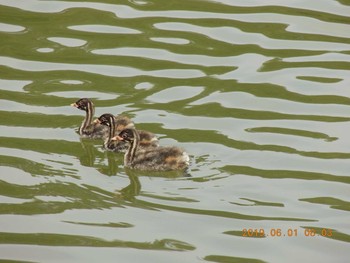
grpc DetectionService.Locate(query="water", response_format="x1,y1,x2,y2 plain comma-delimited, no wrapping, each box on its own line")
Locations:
1,0,350,262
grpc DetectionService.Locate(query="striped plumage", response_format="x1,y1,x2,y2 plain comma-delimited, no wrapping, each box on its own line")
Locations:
96,113,158,152
71,98,107,139
112,128,189,171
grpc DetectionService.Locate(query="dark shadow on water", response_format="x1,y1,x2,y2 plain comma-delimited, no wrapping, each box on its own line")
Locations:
78,138,97,167
0,231,196,251
220,165,350,184
95,150,120,176
0,179,121,215
204,255,267,263
116,168,191,202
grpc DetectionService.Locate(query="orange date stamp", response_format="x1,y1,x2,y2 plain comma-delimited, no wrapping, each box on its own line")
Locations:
242,228,333,237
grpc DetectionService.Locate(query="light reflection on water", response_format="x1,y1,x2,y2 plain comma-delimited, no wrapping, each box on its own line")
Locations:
0,0,350,262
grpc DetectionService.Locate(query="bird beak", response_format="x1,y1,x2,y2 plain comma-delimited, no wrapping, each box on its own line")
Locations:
71,103,78,107
111,135,123,141
93,119,101,124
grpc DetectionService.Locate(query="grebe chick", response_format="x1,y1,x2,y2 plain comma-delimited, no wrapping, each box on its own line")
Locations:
112,128,189,171
96,113,158,152
71,98,107,139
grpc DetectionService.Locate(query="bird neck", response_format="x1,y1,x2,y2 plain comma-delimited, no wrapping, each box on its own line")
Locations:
79,101,94,134
125,129,140,165
107,116,116,143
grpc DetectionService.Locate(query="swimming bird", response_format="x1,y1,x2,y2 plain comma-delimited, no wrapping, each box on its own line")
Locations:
71,98,107,139
112,128,189,171
71,98,132,140
95,113,158,152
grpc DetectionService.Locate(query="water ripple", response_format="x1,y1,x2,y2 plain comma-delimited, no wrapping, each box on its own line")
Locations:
154,22,350,51
1,0,350,262
0,56,205,78
69,24,141,34
0,22,25,32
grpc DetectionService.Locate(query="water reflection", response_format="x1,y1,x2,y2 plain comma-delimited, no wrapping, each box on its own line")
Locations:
78,138,101,168
0,231,196,251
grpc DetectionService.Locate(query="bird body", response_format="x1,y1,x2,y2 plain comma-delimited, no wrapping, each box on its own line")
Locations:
112,128,189,171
